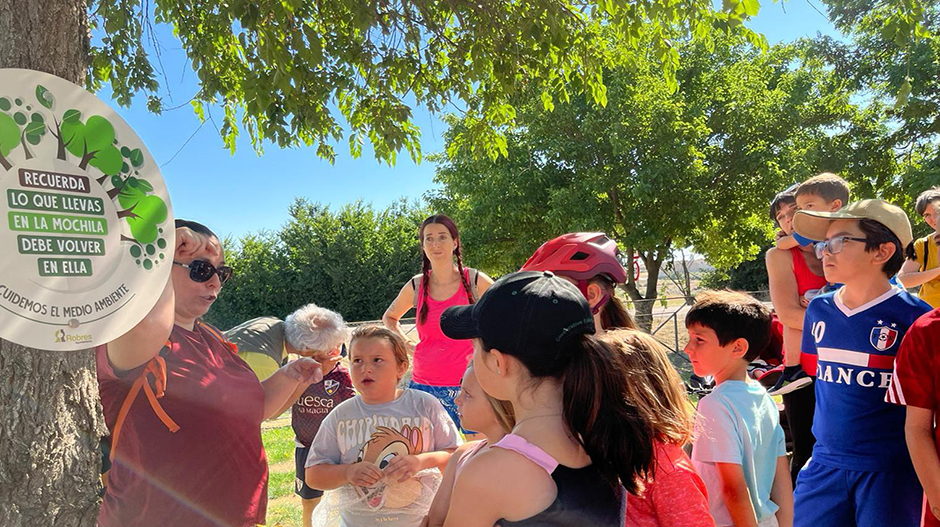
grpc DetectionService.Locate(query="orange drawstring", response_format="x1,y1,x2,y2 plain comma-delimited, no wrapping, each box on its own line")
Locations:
109,343,180,463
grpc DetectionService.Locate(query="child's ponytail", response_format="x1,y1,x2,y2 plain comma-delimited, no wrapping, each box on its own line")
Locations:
560,335,654,494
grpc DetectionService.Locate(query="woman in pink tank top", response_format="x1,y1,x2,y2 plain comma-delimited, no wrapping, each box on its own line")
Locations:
383,214,493,431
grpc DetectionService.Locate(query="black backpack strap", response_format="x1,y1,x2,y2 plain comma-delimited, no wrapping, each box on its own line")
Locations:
411,275,423,308
469,268,480,301
920,238,930,272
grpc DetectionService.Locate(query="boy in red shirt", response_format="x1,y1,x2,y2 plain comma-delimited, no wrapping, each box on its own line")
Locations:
886,308,940,525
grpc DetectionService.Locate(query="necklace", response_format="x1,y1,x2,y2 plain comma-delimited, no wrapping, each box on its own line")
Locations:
513,414,563,428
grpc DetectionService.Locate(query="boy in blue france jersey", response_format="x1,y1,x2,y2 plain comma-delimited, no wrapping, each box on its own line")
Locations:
790,199,933,527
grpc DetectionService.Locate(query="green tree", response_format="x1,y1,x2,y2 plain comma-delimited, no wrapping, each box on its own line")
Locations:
431,36,891,329
809,0,938,232
205,198,428,329
59,110,124,174
83,0,771,165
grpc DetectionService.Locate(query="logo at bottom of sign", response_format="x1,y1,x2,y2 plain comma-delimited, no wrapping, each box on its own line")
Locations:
54,328,92,344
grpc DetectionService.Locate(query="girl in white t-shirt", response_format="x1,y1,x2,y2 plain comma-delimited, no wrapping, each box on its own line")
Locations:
305,325,461,527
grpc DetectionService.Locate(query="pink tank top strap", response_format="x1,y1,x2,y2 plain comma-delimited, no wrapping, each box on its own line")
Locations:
416,267,472,309
493,433,559,474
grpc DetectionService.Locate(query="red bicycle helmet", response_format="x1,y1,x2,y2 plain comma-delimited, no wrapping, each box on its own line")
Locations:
520,232,628,284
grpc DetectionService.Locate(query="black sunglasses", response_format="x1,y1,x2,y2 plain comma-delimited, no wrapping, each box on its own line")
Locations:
173,260,233,284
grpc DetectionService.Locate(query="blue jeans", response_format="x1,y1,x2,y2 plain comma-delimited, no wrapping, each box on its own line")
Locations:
408,381,473,434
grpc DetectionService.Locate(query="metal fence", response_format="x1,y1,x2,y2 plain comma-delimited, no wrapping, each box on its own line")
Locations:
644,291,771,358
347,289,772,357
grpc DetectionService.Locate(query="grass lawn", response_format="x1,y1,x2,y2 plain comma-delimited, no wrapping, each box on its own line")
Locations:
263,426,304,527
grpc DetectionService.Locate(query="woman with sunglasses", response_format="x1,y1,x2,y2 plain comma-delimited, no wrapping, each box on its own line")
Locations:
96,219,326,527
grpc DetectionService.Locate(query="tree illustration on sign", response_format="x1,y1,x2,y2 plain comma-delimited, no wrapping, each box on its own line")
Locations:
0,95,47,170
0,83,171,270
104,148,169,269
57,110,123,175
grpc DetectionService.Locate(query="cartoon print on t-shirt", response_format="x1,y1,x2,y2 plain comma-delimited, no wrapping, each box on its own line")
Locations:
354,425,424,510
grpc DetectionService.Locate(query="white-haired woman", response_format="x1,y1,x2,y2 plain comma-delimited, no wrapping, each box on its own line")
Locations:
274,303,356,527
226,304,351,381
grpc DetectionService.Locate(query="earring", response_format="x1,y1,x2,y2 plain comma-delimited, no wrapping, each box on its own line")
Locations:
496,368,501,375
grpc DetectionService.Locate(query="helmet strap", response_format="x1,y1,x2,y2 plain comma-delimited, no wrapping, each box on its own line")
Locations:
576,280,609,315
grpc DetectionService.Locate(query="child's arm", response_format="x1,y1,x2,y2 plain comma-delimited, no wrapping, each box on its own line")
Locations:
715,462,759,527
775,233,798,250
384,449,457,483
770,455,793,527
426,443,474,527
907,406,940,520
898,258,940,288
306,462,384,490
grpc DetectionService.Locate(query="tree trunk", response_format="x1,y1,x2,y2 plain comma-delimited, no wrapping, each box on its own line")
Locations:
0,342,105,526
0,2,102,526
623,249,665,332
0,0,90,87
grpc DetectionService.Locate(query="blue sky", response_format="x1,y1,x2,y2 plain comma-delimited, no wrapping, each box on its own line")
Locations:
97,1,841,241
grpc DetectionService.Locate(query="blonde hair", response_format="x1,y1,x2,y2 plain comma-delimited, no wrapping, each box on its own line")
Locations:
488,396,515,433
349,325,410,381
464,362,516,432
601,329,694,445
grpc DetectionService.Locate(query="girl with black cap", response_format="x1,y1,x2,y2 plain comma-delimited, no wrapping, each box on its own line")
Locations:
439,270,655,526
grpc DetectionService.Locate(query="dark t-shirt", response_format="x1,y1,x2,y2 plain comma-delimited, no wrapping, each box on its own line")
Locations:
97,322,268,527
292,364,355,446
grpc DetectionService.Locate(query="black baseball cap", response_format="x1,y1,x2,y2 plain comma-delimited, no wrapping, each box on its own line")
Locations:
440,271,596,368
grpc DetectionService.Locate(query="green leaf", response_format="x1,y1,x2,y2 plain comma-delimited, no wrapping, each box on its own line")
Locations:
147,95,163,114
35,85,54,109
129,148,144,167
741,0,760,17
24,120,45,138
62,109,81,123
895,77,912,110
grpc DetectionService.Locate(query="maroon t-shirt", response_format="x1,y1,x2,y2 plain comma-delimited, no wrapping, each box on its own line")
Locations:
97,323,268,527
292,364,355,447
